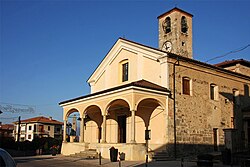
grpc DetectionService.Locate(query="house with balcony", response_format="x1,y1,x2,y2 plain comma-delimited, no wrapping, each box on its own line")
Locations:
13,116,63,142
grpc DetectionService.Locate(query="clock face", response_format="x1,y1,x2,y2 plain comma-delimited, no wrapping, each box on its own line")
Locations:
162,41,172,52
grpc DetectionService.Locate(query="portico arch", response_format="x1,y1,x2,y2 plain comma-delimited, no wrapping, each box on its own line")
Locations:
136,98,166,150
135,97,165,112
106,99,130,143
105,98,131,114
83,105,102,143
63,108,80,143
64,108,80,121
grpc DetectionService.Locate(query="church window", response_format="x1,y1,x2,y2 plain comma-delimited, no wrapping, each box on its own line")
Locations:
163,17,171,33
122,62,129,82
181,16,188,33
210,84,218,100
182,77,191,95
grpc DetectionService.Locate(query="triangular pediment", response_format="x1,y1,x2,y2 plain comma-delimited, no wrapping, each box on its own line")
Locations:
87,38,166,85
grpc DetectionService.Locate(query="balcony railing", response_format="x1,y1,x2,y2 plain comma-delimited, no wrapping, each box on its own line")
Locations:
33,130,49,135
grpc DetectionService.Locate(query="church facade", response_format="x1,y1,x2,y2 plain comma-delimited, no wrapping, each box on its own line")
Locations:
59,8,250,160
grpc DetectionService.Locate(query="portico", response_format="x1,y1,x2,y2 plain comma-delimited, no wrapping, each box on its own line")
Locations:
59,80,170,160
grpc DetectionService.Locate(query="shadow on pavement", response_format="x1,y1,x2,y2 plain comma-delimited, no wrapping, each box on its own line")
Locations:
15,157,56,164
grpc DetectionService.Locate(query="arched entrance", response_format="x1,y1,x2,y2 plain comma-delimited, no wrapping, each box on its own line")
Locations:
106,99,130,143
136,98,166,150
65,108,80,142
84,105,102,143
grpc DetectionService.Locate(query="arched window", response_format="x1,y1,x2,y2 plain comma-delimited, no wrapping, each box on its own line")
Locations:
181,16,188,33
210,84,218,100
120,60,129,82
163,17,171,33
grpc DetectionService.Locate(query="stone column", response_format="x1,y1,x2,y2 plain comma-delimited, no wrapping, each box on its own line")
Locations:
131,110,136,143
80,116,85,143
101,114,107,143
63,120,67,142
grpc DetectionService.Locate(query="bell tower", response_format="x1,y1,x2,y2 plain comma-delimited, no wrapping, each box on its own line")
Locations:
158,7,193,59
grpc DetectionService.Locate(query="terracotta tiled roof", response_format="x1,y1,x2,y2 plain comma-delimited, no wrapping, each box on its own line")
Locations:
214,59,250,68
157,7,193,19
14,116,63,125
131,80,169,92
59,80,170,105
0,124,14,130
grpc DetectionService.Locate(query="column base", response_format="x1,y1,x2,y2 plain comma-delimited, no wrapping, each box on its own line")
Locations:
130,140,136,143
101,140,107,143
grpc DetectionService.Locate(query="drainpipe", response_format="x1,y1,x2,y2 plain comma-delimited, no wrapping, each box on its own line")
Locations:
173,58,179,159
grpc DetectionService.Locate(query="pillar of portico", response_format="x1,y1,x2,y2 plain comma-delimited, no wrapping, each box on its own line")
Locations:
79,115,85,143
63,120,67,142
130,110,136,143
101,114,107,143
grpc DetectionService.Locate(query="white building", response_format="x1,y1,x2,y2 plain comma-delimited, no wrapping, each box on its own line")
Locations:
13,116,63,142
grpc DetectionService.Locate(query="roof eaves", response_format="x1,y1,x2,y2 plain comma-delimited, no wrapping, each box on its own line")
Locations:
167,53,250,80
59,80,170,105
214,59,250,68
157,7,193,19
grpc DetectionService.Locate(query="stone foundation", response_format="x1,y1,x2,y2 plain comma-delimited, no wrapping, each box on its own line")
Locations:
61,142,147,161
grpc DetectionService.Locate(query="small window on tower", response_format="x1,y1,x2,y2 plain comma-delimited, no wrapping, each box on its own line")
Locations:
163,17,171,33
181,16,188,33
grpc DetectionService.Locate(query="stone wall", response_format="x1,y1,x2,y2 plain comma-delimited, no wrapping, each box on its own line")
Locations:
166,55,250,156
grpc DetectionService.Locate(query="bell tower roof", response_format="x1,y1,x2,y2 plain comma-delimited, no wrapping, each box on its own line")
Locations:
157,7,193,19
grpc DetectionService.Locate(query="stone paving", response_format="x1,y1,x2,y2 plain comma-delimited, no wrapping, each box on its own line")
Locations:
14,154,241,167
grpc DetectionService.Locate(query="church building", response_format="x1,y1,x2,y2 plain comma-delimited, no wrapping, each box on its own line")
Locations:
59,7,250,160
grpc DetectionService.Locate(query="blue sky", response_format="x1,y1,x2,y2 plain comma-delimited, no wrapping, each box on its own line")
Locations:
1,0,250,124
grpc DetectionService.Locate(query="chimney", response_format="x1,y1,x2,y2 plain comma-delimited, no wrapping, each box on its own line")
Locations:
49,117,52,120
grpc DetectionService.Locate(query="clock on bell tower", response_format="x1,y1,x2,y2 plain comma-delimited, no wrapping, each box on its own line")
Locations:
158,7,193,59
